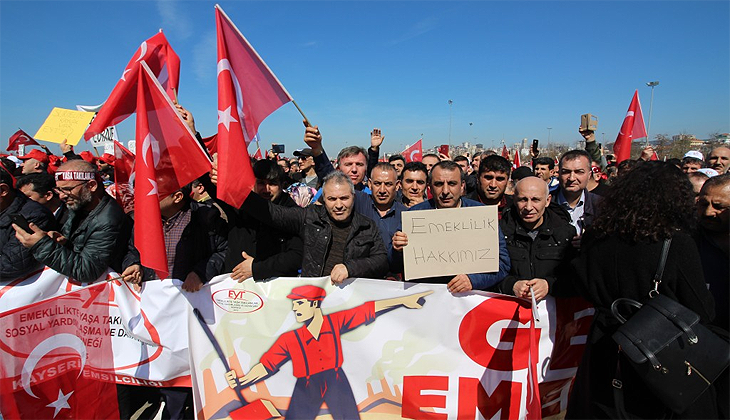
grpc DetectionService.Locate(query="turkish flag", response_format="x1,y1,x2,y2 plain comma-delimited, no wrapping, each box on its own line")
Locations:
501,145,510,159
513,149,521,169
134,62,213,278
112,140,136,213
7,129,39,152
215,5,292,208
85,32,180,140
253,147,263,160
0,160,16,188
403,139,423,162
613,90,647,163
201,133,218,155
0,282,119,419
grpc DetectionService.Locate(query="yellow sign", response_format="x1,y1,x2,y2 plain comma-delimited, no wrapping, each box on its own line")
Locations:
34,107,96,146
401,205,499,280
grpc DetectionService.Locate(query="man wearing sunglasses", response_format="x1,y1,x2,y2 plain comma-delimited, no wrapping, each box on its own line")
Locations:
13,159,132,283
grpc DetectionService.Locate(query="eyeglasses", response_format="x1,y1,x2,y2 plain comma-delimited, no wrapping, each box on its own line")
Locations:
54,181,88,195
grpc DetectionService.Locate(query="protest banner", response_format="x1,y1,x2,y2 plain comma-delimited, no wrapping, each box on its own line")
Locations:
185,275,593,420
77,103,120,149
0,282,119,419
401,206,499,280
1,270,593,419
33,107,96,145
0,269,192,390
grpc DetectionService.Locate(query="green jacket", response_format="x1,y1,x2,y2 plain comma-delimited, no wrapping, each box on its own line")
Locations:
31,194,132,283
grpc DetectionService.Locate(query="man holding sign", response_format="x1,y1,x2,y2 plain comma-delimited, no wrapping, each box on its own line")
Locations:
392,161,510,293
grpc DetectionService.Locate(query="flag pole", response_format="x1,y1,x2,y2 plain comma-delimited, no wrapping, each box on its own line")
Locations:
292,100,311,127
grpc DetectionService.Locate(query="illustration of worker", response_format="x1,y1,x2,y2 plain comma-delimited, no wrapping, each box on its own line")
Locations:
225,285,433,420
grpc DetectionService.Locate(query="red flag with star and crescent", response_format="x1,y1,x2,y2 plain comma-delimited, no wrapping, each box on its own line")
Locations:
84,32,180,140
613,89,647,163
0,282,118,419
513,149,521,169
134,62,212,278
111,140,136,214
7,129,40,152
215,5,293,208
403,139,423,162
501,144,510,160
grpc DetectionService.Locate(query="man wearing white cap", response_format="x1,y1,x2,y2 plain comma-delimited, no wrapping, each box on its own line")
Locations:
681,151,705,173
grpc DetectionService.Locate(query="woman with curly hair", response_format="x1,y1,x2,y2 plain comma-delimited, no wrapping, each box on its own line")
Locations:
566,161,719,419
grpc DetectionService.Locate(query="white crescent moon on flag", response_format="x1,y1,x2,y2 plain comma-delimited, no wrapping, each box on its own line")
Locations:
216,59,245,122
141,134,161,168
410,149,419,162
21,334,87,399
136,41,148,63
626,111,635,117
121,68,132,82
19,134,30,142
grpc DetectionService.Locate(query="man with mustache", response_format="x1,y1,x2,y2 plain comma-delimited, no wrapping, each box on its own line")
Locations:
706,146,730,174
392,161,510,292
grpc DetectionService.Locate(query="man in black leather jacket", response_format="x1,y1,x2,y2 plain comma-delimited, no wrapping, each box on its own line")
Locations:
241,171,388,283
496,177,577,300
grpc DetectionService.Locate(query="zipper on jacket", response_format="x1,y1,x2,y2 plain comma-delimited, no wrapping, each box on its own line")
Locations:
685,361,711,385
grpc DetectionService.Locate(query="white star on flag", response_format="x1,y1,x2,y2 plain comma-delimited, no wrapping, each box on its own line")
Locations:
47,389,73,418
217,106,238,131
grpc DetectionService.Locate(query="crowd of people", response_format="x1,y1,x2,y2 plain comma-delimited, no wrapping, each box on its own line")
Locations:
1,107,728,419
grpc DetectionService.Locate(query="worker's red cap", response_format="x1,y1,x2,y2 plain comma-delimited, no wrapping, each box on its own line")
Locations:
286,285,326,301
18,149,50,164
98,153,116,166
79,151,97,165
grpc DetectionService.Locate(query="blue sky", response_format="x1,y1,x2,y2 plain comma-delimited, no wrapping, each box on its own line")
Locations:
1,1,728,157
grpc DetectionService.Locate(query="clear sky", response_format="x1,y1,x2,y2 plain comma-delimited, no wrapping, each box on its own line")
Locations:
1,1,728,157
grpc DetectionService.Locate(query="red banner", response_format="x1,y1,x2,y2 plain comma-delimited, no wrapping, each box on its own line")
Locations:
0,282,119,419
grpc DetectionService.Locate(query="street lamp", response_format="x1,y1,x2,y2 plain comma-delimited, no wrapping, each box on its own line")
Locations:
646,81,659,145
448,100,453,149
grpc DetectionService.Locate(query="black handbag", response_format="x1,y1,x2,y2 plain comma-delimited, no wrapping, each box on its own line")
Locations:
610,238,730,415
